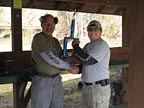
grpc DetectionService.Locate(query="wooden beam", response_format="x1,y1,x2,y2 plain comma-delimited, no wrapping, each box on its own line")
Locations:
27,0,35,7
0,0,11,7
128,0,144,107
96,5,106,13
11,0,22,51
110,47,129,60
122,8,129,46
114,7,123,15
67,47,129,61
56,0,127,7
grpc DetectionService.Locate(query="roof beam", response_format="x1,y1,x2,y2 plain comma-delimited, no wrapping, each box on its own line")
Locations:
56,0,127,7
96,5,106,13
114,7,123,15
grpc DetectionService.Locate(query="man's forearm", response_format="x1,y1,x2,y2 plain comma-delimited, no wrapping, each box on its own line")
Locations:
73,44,98,65
40,51,70,69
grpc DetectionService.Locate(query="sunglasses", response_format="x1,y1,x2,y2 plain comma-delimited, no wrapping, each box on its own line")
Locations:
87,27,99,32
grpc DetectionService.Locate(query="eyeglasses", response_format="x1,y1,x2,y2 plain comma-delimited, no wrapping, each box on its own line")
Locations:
87,28,99,32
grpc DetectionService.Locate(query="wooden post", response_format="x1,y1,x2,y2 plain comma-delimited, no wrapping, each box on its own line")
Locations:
13,82,25,108
121,5,129,104
128,0,144,108
11,0,22,51
122,7,129,47
13,81,31,108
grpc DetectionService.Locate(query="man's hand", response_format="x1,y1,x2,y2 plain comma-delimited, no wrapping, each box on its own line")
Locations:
72,38,80,47
69,64,79,74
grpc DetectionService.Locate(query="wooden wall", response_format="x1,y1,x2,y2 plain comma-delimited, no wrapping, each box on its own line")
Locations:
0,51,32,74
0,47,129,75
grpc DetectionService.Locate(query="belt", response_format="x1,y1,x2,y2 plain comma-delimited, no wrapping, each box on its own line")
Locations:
84,79,110,86
37,72,59,78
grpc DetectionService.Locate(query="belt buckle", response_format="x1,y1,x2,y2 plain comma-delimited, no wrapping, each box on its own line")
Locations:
101,79,109,86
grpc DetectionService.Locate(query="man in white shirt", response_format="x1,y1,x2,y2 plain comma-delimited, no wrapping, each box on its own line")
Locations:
72,20,111,108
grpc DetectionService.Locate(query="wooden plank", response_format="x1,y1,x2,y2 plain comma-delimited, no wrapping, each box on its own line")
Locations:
110,47,129,60
56,0,127,7
68,47,129,61
4,51,32,72
0,72,31,84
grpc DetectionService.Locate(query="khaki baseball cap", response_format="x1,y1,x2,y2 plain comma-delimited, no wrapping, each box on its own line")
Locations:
87,20,102,29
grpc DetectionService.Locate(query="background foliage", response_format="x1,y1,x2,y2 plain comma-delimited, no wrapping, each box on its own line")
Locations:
0,7,122,51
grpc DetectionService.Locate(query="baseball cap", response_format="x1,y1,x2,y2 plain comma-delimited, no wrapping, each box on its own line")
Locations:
87,20,102,31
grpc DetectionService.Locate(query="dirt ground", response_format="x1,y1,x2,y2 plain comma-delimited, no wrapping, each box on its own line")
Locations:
0,89,127,108
0,72,128,108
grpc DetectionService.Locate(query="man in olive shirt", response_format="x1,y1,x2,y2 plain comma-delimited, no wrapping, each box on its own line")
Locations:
31,14,78,108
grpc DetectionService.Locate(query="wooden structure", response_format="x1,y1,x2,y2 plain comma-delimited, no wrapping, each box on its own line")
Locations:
0,0,144,108
0,51,32,108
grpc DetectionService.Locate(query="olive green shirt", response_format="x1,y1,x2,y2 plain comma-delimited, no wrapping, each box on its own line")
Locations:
32,32,62,75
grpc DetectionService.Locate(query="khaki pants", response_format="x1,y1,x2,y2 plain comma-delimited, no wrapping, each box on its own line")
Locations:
31,75,63,108
82,83,110,108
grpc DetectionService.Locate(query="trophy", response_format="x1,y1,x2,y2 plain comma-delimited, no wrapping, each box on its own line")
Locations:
63,10,77,57
62,10,78,64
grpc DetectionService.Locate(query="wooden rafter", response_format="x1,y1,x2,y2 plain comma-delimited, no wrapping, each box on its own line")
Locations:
97,5,106,13
56,0,127,7
114,7,124,15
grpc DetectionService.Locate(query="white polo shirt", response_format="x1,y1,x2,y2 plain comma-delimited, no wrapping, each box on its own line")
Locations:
82,38,110,83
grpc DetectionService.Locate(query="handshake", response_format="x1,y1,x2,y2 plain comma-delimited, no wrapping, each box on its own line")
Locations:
68,38,80,74
66,38,81,74
68,64,79,74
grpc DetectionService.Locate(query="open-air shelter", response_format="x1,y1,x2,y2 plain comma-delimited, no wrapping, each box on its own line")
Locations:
0,0,144,108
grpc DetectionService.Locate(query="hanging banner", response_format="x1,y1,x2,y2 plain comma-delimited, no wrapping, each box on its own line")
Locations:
13,0,22,9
